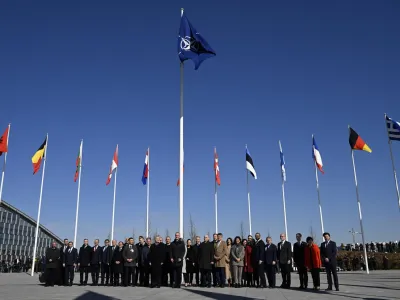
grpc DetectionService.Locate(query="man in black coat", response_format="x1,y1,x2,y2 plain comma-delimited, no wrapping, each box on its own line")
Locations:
59,239,69,286
293,233,308,289
264,237,277,288
253,233,267,288
149,236,166,288
277,233,292,289
90,239,102,286
45,242,60,287
192,236,201,286
162,236,173,287
109,240,118,286
320,232,339,291
135,236,145,286
78,239,91,286
63,241,78,286
171,232,185,288
122,237,139,287
101,239,112,286
199,235,214,288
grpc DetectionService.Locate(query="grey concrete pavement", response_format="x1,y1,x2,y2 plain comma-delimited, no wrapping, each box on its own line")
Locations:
0,270,399,299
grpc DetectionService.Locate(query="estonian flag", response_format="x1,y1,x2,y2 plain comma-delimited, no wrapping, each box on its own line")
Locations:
246,147,257,179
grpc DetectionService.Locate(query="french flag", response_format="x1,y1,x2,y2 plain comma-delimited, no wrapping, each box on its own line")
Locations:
312,135,324,174
142,149,149,185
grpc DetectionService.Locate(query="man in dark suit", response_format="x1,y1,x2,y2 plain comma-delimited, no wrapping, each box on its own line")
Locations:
78,239,91,286
293,233,308,289
90,239,102,286
101,239,112,286
277,233,292,289
109,240,118,286
253,233,267,288
59,239,69,286
45,242,60,287
162,236,173,287
149,236,166,288
199,235,214,288
264,236,277,288
63,241,78,286
320,232,339,291
122,237,139,287
192,236,201,286
171,232,185,288
135,236,145,286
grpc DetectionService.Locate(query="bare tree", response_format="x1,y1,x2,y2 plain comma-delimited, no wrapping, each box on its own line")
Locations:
240,221,245,240
309,226,318,244
188,213,197,242
165,229,170,239
147,220,152,239
132,228,136,242
107,232,111,241
153,228,159,242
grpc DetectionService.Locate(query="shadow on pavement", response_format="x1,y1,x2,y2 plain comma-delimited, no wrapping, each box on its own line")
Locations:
74,291,119,300
186,289,259,300
340,283,400,291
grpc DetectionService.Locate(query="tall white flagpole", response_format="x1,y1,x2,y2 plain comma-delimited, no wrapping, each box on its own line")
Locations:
73,139,83,247
214,147,218,233
384,114,400,210
279,141,288,240
179,7,184,237
350,148,369,274
246,147,252,236
31,134,48,276
314,164,325,234
0,123,11,206
146,147,150,238
111,144,118,242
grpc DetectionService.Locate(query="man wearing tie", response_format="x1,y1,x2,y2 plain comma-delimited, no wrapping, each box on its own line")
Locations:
63,241,78,286
293,233,308,289
110,240,117,286
59,239,69,286
253,233,266,288
122,237,138,287
264,237,277,288
277,233,292,289
101,239,112,286
90,239,102,286
320,232,339,291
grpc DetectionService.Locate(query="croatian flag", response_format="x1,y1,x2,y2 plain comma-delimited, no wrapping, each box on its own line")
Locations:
312,136,324,174
142,150,149,185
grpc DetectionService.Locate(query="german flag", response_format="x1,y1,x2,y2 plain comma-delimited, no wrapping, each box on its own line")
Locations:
349,127,372,153
32,138,47,174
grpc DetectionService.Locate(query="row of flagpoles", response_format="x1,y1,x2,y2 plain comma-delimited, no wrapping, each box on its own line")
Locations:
2,9,400,276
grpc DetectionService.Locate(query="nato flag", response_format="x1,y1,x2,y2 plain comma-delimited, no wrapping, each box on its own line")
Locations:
177,13,216,70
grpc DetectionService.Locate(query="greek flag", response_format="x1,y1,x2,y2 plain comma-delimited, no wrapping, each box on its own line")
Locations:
279,141,286,182
386,114,400,141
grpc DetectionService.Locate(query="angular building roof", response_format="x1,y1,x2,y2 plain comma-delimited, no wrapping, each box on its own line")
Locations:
0,200,63,244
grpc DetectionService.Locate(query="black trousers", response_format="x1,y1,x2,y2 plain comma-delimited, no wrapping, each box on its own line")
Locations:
297,265,308,287
79,266,89,284
211,264,217,286
151,264,162,287
256,263,266,287
124,266,136,286
173,266,183,287
279,263,291,287
252,264,260,286
216,267,226,286
162,265,173,286
60,267,66,285
110,266,115,285
64,265,74,285
245,272,254,286
45,268,56,286
184,272,193,284
200,269,211,287
113,272,122,286
194,264,200,285
265,264,276,287
91,264,100,284
325,264,339,289
142,265,151,287
101,264,110,284
311,268,320,287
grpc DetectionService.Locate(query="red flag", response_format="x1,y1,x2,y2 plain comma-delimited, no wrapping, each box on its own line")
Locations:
106,145,118,185
214,148,221,186
0,126,9,156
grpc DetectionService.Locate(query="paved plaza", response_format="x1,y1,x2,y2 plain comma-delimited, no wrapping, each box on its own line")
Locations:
0,270,399,300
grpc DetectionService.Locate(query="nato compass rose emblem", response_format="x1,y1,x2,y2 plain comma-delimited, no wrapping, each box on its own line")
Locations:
179,34,205,55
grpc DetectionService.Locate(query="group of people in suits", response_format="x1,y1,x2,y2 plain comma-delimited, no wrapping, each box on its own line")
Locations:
43,231,339,292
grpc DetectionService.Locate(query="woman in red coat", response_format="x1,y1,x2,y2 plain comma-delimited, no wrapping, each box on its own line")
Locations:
304,236,322,290
243,237,254,287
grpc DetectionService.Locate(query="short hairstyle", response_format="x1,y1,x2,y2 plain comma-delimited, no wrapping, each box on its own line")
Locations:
266,236,272,240
306,236,313,242
139,236,144,240
323,232,330,237
296,233,302,237
128,237,133,241
234,236,241,243
104,239,109,243
217,233,223,236
64,238,68,241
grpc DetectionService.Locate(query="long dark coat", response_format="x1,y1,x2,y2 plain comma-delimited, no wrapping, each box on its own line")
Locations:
198,241,214,270
185,246,195,273
45,247,60,269
171,239,185,267
112,247,124,273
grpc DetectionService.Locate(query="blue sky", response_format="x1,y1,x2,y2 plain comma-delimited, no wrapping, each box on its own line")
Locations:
1,1,400,246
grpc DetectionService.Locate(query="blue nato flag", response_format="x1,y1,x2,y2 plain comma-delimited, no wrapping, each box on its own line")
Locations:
177,12,216,70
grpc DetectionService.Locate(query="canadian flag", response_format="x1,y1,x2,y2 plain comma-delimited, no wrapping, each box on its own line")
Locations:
106,145,118,185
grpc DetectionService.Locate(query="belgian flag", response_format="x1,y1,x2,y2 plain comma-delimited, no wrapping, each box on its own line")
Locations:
349,127,372,153
32,138,47,174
